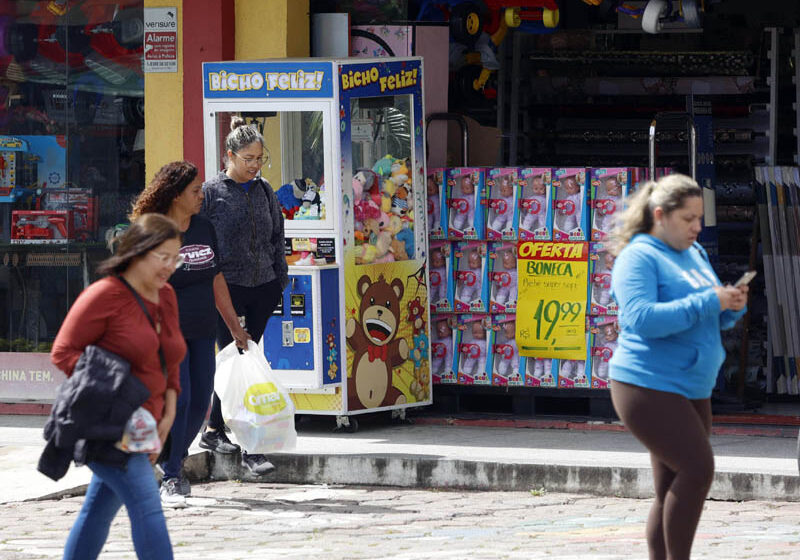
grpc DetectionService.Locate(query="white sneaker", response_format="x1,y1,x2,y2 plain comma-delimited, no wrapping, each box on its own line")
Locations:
160,478,187,508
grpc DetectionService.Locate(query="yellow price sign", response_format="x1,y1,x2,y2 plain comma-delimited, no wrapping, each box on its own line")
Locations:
516,241,588,360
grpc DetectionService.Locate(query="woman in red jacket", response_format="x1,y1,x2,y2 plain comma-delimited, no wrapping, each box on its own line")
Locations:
51,213,187,560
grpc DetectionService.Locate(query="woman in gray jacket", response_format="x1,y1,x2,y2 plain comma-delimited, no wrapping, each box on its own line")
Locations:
200,116,288,476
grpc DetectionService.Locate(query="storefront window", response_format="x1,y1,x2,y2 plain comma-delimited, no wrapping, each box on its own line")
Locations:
0,1,145,353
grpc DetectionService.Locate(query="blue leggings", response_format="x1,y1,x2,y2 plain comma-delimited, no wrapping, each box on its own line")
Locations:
63,453,172,560
162,337,216,480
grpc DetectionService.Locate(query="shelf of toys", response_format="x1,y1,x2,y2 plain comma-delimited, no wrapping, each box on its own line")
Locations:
427,165,673,391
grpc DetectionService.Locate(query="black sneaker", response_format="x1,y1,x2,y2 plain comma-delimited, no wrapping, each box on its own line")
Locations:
178,475,191,497
160,478,187,508
199,429,240,454
241,453,275,476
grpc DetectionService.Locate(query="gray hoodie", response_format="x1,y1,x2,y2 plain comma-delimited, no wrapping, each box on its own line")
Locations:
201,171,288,290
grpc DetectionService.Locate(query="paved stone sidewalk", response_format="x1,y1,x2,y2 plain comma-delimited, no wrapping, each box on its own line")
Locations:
2,483,799,559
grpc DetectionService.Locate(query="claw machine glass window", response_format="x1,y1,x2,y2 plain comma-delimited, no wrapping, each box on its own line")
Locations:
350,95,415,263
209,105,333,230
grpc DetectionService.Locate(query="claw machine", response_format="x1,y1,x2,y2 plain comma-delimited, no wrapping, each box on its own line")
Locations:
202,58,432,431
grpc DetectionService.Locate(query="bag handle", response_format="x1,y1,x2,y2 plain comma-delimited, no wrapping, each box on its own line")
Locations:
117,275,168,379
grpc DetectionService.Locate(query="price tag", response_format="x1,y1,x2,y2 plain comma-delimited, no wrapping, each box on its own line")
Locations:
516,241,588,360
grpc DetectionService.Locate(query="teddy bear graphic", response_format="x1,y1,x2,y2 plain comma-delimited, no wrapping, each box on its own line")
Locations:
346,274,409,410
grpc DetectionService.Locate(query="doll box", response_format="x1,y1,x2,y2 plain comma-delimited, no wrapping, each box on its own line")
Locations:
521,355,557,388
429,240,453,314
446,167,486,240
552,168,589,242
452,240,489,313
588,317,618,390
430,314,457,384
589,242,618,316
455,314,491,385
517,167,553,241
488,241,518,314
427,168,447,240
486,167,519,241
590,168,631,241
489,314,523,386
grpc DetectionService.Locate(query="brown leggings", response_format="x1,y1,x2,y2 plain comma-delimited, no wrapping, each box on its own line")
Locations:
610,380,714,560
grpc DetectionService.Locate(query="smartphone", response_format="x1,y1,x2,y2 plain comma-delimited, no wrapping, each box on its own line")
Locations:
734,270,757,287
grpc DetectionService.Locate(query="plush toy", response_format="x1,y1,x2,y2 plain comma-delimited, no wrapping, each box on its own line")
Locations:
354,198,381,225
395,228,415,258
302,184,321,212
381,179,396,214
363,218,381,243
391,185,410,217
390,159,410,188
372,154,395,177
353,169,380,205
386,215,404,235
375,236,395,263
390,238,409,261
360,218,393,263
277,178,314,220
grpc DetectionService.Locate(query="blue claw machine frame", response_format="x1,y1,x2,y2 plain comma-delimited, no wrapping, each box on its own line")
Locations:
202,58,432,431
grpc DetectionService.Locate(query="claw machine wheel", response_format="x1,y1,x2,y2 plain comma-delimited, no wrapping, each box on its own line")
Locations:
335,415,359,433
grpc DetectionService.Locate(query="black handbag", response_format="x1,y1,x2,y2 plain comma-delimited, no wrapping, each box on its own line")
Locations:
38,344,150,480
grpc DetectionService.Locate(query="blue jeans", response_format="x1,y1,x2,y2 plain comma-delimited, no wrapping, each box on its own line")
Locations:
63,453,172,560
162,337,216,480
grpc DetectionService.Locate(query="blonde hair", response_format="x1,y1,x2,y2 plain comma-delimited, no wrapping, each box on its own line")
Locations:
608,173,702,256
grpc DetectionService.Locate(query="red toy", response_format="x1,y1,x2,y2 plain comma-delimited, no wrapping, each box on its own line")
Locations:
11,209,81,243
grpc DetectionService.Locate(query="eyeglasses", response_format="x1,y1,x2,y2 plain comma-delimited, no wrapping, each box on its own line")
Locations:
233,152,265,166
149,251,185,269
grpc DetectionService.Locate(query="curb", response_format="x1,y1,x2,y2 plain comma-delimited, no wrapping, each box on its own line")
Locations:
30,451,800,503
204,451,800,503
411,416,800,438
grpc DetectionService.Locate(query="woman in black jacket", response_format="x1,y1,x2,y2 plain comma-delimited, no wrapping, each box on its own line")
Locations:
130,161,248,505
200,116,288,476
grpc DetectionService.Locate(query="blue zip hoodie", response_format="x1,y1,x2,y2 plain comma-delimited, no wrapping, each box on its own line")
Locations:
609,234,745,399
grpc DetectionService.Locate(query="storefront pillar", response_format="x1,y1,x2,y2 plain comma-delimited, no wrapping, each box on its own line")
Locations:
183,1,235,179
143,0,184,183
147,0,309,182
234,0,309,60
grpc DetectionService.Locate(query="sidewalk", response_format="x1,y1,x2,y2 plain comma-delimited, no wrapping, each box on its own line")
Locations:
2,413,798,504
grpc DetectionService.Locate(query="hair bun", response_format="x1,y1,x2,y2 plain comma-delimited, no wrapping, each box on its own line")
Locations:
230,116,246,131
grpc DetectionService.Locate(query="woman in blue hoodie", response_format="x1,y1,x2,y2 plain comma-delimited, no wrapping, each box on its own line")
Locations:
608,174,747,560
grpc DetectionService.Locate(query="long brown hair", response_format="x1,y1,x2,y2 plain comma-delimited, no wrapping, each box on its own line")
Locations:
608,173,703,256
96,213,181,275
130,161,198,220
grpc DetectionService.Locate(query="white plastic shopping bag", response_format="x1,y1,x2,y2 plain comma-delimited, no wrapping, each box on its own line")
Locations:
214,340,297,453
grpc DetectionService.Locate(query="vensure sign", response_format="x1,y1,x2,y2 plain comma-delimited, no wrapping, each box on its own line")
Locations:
516,241,589,360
